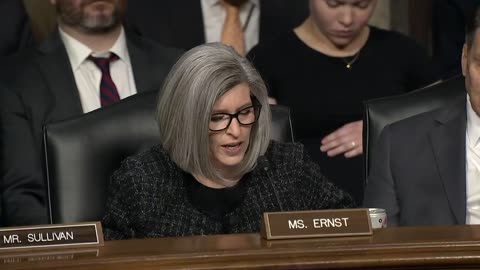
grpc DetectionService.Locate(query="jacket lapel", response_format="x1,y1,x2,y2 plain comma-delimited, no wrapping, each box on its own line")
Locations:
126,32,173,93
428,95,467,224
125,34,151,94
36,31,83,122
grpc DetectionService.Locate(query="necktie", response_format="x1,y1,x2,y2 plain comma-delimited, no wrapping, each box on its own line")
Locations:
221,5,246,56
88,54,120,107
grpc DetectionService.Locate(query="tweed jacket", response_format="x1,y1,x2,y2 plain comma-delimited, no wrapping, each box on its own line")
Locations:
103,141,355,239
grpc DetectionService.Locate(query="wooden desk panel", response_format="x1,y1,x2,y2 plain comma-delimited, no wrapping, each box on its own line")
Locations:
2,225,480,269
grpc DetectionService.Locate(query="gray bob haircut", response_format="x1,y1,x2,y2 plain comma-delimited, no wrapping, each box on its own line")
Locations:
156,43,271,182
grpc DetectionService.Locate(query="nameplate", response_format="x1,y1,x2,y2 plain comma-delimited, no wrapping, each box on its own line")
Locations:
0,222,104,251
0,248,99,266
261,209,372,240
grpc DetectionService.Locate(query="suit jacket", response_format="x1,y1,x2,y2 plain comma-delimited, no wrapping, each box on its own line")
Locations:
363,94,467,226
0,30,182,226
126,0,309,51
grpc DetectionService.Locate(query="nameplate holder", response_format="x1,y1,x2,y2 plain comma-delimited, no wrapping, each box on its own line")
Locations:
0,222,104,252
261,209,372,240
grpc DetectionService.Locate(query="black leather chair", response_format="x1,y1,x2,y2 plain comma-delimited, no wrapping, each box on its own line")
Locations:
363,75,466,181
44,91,294,224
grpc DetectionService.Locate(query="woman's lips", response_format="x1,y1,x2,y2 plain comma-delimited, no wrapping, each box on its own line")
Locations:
222,142,243,155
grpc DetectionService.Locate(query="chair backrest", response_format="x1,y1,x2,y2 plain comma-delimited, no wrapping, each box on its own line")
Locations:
363,75,465,181
44,91,294,224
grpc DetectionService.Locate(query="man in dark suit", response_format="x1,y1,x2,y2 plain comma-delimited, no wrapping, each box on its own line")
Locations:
363,5,480,226
0,0,182,226
126,0,308,53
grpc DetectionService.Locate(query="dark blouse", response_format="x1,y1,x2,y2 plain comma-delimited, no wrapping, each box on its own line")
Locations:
185,172,247,223
248,27,440,204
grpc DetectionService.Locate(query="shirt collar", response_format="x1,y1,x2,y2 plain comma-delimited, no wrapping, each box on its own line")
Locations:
59,26,129,70
467,94,480,147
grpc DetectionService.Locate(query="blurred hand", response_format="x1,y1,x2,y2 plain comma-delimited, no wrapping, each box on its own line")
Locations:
320,120,363,158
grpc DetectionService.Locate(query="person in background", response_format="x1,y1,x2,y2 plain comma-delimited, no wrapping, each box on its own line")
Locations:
102,43,354,239
432,0,478,79
0,0,36,225
126,0,309,55
364,4,480,226
0,0,182,226
0,0,34,57
247,0,439,204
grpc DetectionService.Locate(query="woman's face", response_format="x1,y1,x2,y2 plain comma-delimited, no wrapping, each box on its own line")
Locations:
209,83,254,173
310,0,377,48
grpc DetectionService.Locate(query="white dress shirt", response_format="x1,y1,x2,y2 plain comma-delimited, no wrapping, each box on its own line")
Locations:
200,0,260,53
59,27,137,113
466,95,480,224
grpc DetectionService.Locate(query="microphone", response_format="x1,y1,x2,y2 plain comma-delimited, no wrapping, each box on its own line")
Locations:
258,156,284,211
221,214,240,234
257,155,269,171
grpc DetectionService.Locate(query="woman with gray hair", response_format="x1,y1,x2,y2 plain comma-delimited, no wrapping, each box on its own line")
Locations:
102,43,354,239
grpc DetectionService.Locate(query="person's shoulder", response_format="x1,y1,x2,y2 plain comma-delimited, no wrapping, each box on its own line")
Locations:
369,26,408,41
2,45,38,64
116,144,175,175
2,32,56,68
110,145,185,195
140,36,184,56
0,43,50,91
264,141,305,163
3,31,70,78
248,31,297,60
125,31,184,61
369,26,424,50
387,94,465,136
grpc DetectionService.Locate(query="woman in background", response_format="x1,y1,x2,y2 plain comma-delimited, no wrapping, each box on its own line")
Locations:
102,43,354,239
248,0,439,204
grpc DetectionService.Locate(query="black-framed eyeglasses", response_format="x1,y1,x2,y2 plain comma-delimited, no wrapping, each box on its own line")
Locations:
209,104,262,131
